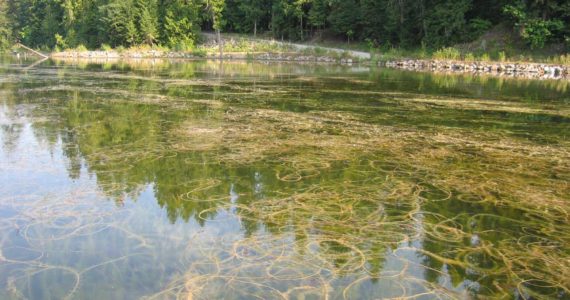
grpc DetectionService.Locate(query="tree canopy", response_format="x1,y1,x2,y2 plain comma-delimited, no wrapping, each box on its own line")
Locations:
0,0,568,50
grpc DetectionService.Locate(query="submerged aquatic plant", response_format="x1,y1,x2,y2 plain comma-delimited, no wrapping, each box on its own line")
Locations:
0,59,569,299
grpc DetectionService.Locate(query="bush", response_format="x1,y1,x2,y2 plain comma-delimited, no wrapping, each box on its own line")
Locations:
479,53,490,61
54,33,66,51
101,44,112,51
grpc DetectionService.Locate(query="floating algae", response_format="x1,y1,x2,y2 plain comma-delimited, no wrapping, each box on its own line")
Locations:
0,58,569,299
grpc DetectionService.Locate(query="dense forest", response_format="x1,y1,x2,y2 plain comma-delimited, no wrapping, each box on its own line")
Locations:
0,0,568,51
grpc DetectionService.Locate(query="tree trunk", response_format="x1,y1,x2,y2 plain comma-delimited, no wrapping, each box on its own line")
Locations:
254,20,257,38
213,13,223,59
217,28,223,59
300,14,303,41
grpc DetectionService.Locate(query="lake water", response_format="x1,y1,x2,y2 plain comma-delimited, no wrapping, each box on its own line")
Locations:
0,58,569,299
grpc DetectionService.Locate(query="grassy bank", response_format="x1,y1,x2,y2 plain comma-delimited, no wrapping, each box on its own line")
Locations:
370,47,570,65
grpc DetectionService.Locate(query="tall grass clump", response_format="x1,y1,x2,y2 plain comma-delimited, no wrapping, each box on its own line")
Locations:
548,54,570,65
464,53,476,61
432,47,461,60
497,51,507,62
75,44,88,52
479,53,491,61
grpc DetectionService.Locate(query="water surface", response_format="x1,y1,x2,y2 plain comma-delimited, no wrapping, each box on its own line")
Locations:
0,58,569,299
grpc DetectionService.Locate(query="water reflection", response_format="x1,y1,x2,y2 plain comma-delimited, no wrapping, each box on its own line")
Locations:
0,58,569,299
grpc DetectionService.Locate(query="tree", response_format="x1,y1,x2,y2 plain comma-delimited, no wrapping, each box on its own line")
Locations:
100,0,139,46
328,0,361,43
137,0,159,45
293,0,309,41
239,0,265,37
0,0,11,49
161,0,201,50
504,0,566,49
204,0,225,57
422,0,471,48
308,0,328,35
1,0,568,51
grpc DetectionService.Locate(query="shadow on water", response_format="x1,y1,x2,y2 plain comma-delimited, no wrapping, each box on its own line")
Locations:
0,57,569,299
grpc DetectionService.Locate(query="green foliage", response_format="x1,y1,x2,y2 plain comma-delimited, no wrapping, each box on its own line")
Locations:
3,0,569,53
308,0,327,29
328,0,360,43
161,0,200,49
0,0,12,49
503,1,567,49
137,0,159,45
100,0,139,46
522,19,563,49
466,18,493,40
204,0,226,31
238,0,265,35
54,33,67,50
423,0,471,48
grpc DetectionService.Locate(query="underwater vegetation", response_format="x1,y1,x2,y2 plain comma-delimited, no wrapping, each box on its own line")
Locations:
0,59,569,299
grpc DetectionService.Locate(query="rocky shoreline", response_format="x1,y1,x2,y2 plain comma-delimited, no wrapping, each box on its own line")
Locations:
382,59,569,79
51,50,569,80
50,50,349,63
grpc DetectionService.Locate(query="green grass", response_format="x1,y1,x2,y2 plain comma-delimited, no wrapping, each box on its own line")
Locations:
370,45,569,65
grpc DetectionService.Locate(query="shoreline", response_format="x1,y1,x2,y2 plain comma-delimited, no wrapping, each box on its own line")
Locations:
49,50,570,80
381,59,569,80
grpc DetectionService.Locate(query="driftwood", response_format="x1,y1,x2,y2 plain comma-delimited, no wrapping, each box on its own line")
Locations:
15,43,48,59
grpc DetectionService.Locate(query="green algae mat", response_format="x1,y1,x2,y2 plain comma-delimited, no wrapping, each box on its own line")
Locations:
0,58,569,299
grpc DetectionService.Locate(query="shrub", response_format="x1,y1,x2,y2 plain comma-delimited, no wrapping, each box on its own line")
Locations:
54,34,66,51
101,44,112,51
